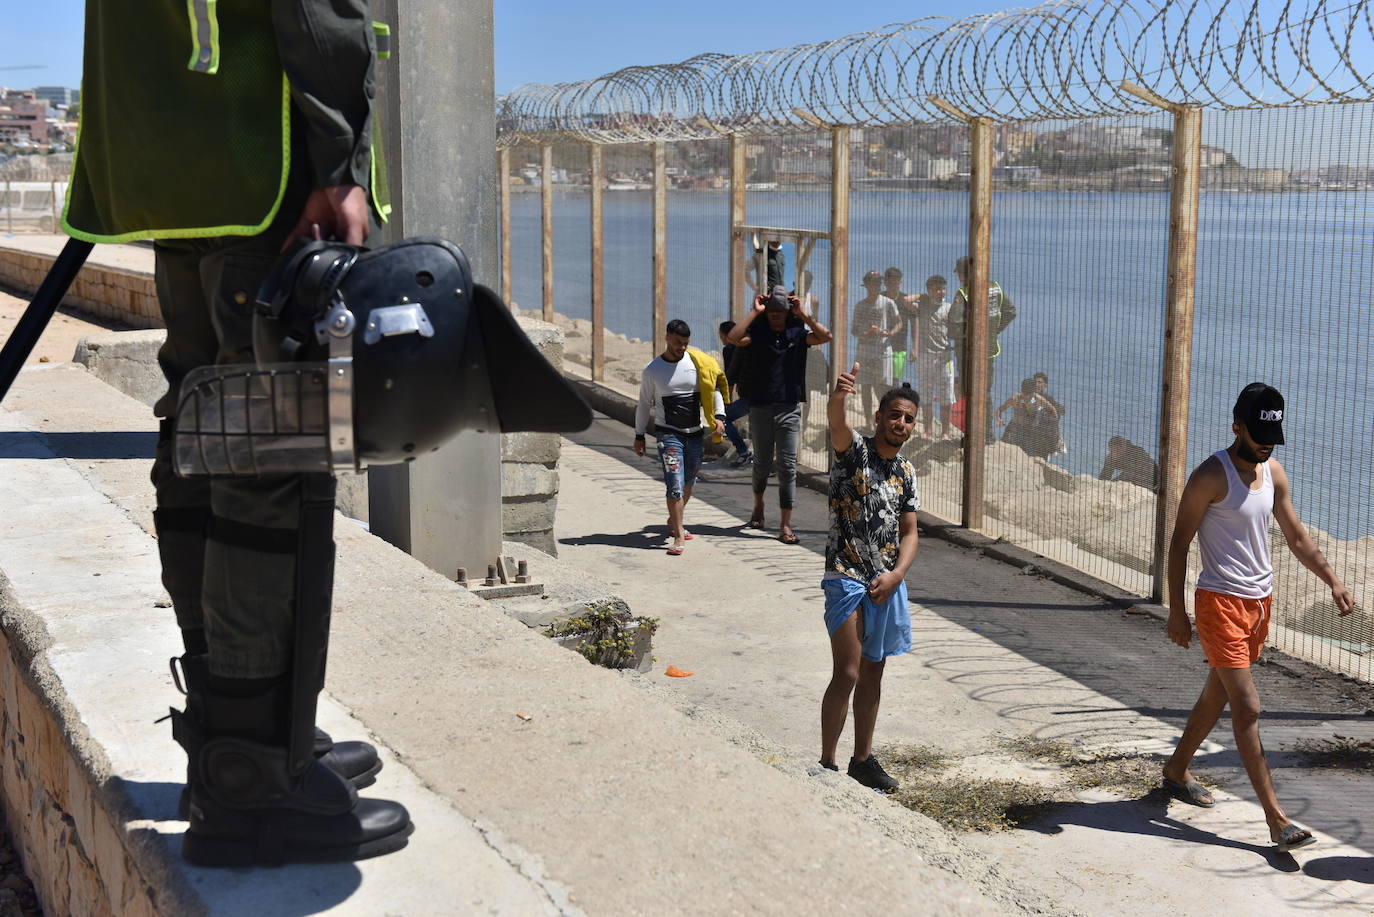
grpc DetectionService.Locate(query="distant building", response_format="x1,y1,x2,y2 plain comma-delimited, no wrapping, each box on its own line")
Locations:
0,90,47,143
907,152,958,180
33,86,76,108
993,165,1042,183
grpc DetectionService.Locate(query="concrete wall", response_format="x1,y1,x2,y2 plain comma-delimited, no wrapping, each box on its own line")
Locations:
0,245,161,329
0,630,160,917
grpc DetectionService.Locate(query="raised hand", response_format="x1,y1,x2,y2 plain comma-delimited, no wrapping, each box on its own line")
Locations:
834,362,859,398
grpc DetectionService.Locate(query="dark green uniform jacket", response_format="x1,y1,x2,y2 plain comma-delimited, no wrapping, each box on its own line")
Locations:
63,0,385,243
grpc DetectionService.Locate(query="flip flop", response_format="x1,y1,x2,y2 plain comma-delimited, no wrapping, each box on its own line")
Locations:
666,545,685,556
1162,777,1215,808
779,531,800,545
746,517,765,530
1271,823,1316,853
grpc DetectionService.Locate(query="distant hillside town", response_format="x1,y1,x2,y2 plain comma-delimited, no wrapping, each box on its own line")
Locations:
508,122,1373,192
0,86,78,153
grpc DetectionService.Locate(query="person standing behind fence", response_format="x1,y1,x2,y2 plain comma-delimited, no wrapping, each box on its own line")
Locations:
883,267,917,385
819,366,919,792
851,270,902,418
717,320,753,467
634,319,725,555
726,286,832,544
1162,383,1351,853
914,274,955,440
950,256,1016,443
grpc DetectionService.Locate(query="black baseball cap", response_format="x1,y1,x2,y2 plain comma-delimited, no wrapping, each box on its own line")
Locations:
1233,383,1285,445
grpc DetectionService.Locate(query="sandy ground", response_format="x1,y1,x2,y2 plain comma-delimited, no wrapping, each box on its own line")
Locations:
0,288,126,366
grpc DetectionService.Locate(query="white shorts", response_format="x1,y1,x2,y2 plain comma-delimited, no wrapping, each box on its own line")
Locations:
916,351,955,406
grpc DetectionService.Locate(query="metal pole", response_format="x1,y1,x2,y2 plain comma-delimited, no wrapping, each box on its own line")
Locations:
0,238,93,405
498,146,512,306
1152,106,1202,600
652,140,667,355
730,134,747,323
962,117,993,531
540,142,554,321
829,125,850,382
590,142,605,381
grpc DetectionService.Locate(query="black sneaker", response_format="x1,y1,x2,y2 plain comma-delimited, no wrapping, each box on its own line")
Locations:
730,451,754,468
848,754,899,793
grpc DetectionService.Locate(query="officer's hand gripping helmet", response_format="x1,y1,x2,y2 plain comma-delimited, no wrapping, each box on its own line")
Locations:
173,237,591,476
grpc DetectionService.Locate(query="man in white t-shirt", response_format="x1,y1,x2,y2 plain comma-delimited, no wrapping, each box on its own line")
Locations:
634,319,725,554
1162,384,1351,853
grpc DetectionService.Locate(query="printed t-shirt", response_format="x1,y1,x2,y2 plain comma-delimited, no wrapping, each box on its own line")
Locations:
825,435,920,583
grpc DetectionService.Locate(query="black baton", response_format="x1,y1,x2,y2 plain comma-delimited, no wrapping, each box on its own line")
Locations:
0,238,95,406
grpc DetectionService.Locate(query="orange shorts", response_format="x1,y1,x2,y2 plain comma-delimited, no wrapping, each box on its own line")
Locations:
1194,589,1272,668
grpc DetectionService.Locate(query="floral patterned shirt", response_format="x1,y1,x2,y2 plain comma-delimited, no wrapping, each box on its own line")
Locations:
825,436,919,583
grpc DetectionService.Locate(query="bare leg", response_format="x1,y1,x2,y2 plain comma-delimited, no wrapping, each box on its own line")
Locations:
922,404,934,438
1163,668,1227,800
939,404,951,439
779,507,794,541
821,606,863,767
1214,666,1291,832
750,492,765,528
851,656,887,761
679,485,693,538
665,496,685,550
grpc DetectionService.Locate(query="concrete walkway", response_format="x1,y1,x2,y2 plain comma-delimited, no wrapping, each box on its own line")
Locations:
0,357,1027,915
555,415,1374,915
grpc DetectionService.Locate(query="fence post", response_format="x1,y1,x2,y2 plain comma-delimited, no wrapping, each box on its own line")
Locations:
590,142,606,381
498,146,512,306
829,125,850,382
541,142,554,321
5,179,11,235
961,116,994,530
652,140,668,355
730,134,747,323
50,180,59,233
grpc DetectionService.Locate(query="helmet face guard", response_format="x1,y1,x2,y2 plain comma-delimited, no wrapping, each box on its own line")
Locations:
173,237,591,477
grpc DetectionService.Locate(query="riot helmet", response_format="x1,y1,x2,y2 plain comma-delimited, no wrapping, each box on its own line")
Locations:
173,237,590,476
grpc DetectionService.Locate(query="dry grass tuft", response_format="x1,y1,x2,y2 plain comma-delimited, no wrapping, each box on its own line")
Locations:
1293,735,1374,770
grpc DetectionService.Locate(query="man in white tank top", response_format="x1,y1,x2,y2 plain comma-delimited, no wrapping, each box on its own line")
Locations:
1162,384,1352,853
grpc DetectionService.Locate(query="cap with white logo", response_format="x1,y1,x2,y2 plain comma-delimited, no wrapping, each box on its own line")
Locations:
1233,382,1285,445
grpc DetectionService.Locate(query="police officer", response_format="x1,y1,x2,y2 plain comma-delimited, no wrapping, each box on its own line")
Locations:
64,1,410,866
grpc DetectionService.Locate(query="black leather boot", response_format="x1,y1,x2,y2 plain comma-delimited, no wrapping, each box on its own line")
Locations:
179,684,412,867
172,655,381,818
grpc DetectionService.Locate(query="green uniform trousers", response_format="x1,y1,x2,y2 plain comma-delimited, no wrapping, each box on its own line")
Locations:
149,178,325,680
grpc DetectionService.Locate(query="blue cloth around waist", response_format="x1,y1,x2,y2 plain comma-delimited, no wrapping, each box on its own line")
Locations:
822,576,912,662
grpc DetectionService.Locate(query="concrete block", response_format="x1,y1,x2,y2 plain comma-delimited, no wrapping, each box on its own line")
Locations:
505,529,555,556
502,462,558,499
502,498,555,534
501,431,561,464
72,330,168,408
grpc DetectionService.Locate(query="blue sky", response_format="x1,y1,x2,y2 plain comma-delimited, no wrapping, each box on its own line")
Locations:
0,1,1007,94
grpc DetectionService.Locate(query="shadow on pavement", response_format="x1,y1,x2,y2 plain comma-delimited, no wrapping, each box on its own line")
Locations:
1303,855,1374,882
0,430,156,460
1020,792,1302,873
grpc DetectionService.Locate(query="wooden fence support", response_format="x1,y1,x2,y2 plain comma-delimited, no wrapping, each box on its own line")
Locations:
961,116,994,530
829,125,850,382
540,142,554,321
590,143,606,381
730,134,747,324
498,146,512,306
652,141,668,355
1154,105,1203,602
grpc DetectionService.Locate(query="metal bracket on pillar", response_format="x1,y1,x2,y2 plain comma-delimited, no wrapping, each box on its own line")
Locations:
1122,81,1203,602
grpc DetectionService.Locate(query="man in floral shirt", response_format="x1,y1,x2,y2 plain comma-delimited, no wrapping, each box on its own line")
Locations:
819,363,920,792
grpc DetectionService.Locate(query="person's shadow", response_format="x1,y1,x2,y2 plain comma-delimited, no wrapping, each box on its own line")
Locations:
118,778,365,914
1303,856,1374,882
1014,790,1302,873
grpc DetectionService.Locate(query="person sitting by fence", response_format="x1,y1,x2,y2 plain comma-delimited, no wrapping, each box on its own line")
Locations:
1032,371,1066,456
1099,435,1159,490
996,377,1060,459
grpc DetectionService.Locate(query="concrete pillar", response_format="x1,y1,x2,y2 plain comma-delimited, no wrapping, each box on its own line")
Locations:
368,0,503,579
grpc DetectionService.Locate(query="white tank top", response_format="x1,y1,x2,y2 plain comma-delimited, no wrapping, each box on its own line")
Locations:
1195,449,1274,599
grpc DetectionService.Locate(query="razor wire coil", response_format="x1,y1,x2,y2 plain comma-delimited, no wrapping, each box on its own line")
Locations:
497,0,1374,144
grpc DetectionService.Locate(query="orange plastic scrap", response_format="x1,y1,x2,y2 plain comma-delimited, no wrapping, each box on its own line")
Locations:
664,665,694,677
